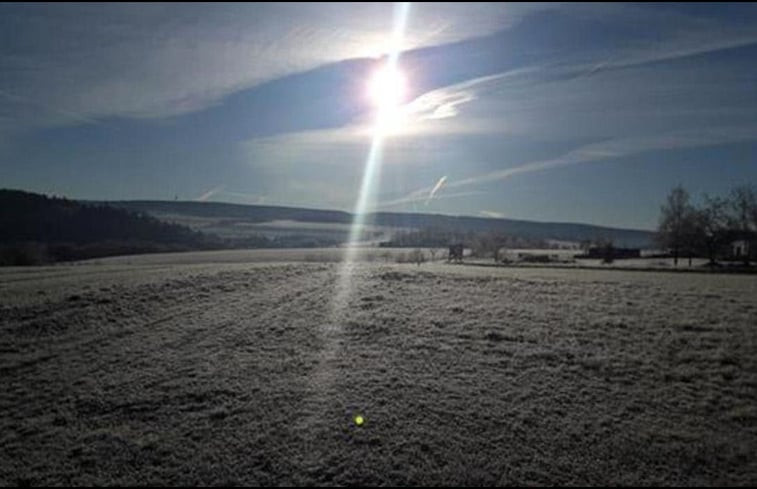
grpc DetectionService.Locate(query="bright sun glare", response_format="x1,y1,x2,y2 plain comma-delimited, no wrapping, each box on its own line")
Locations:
368,66,406,110
368,65,407,134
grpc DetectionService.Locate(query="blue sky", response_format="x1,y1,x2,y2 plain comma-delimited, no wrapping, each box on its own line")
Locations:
1,2,756,230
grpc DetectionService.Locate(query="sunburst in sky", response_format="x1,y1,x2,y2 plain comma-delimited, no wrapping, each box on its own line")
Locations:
1,3,756,229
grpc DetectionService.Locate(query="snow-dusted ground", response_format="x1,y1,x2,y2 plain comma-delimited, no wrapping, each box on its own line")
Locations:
2,255,756,485
77,247,449,266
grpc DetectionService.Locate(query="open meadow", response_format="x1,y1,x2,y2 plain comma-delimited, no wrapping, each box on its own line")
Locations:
2,250,756,485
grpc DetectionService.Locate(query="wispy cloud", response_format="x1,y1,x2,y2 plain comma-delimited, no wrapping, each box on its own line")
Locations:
6,3,754,229
448,125,757,190
394,32,757,138
0,3,543,132
407,88,476,122
381,124,757,209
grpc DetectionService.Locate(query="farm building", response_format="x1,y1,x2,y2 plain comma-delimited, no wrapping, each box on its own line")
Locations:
730,239,752,259
585,247,641,259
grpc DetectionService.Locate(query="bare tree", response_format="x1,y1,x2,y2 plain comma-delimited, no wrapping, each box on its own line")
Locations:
429,248,438,262
597,237,615,264
471,232,507,262
579,239,593,256
657,185,696,266
694,195,729,265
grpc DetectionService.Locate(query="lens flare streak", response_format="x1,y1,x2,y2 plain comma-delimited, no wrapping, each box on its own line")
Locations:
334,1,410,303
296,4,410,448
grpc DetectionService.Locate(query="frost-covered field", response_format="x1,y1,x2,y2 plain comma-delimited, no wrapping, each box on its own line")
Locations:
2,255,757,485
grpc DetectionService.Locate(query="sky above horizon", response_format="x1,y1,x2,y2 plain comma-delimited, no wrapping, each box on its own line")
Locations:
1,2,757,230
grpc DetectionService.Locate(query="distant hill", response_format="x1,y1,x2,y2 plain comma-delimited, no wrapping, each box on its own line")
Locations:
0,190,225,265
372,212,652,248
102,199,353,224
0,189,654,266
102,200,654,249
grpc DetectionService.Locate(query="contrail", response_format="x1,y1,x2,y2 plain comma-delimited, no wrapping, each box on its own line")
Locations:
375,189,484,210
196,185,225,202
383,124,757,209
0,88,101,126
222,190,266,204
425,175,447,205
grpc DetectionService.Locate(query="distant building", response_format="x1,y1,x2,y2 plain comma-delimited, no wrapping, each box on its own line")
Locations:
731,240,750,258
585,247,641,259
448,243,464,263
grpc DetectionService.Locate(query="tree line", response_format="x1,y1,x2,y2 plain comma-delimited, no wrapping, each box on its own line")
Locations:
0,189,227,265
0,189,364,265
657,184,757,266
383,227,547,251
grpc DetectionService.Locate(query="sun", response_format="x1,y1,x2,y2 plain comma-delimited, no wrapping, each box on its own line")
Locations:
368,65,406,110
368,65,407,134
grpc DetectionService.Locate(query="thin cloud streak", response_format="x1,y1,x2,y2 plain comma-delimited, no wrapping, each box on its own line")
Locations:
384,125,757,207
447,126,757,191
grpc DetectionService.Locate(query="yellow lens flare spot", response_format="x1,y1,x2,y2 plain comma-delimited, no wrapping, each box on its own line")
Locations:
354,415,365,426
